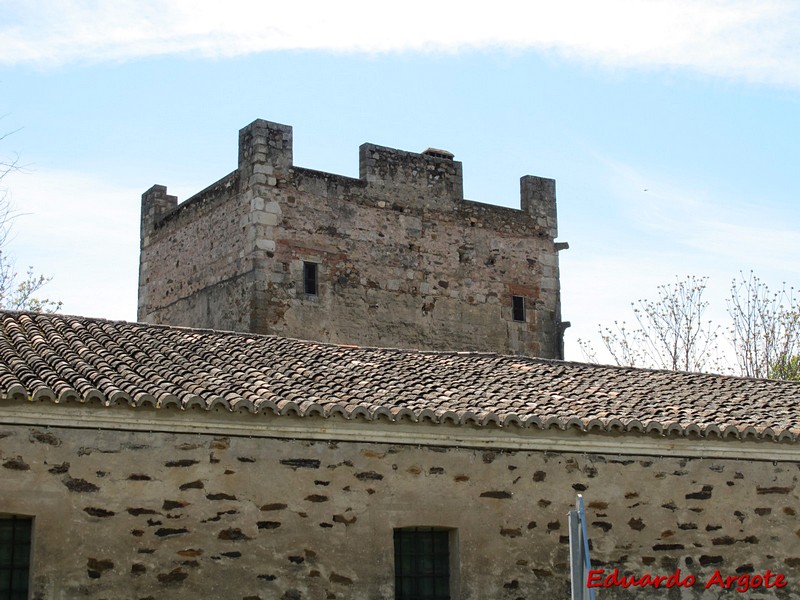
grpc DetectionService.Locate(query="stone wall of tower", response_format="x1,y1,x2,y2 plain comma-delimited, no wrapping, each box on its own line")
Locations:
139,119,567,358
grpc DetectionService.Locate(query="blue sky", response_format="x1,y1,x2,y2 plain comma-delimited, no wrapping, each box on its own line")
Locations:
1,1,799,364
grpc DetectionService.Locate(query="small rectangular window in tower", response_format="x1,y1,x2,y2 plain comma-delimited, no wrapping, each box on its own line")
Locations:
303,262,318,296
512,295,525,322
394,527,451,600
0,516,32,600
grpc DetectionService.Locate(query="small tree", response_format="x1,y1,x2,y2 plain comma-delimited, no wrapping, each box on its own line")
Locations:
0,128,61,312
579,276,720,372
771,355,800,381
727,271,800,380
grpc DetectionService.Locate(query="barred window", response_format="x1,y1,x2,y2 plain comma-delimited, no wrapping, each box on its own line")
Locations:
0,516,32,600
394,527,451,600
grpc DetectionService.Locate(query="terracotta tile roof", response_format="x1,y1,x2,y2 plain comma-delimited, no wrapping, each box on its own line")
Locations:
1,311,799,442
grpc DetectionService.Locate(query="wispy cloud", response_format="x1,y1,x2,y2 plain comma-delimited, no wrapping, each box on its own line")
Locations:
2,1,800,86
600,157,800,275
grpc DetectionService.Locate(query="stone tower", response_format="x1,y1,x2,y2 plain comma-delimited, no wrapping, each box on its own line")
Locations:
138,119,569,358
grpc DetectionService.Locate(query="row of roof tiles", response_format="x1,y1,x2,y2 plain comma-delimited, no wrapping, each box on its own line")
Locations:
1,312,799,442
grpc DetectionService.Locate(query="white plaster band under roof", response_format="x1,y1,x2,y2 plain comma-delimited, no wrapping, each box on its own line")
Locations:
2,403,800,463
0,311,799,446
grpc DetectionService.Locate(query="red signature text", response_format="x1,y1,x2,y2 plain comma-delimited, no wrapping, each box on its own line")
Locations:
587,568,788,592
704,569,786,592
587,568,695,589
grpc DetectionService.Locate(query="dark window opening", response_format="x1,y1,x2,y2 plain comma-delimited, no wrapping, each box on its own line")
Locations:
303,262,318,296
0,516,32,600
394,527,451,600
512,296,525,322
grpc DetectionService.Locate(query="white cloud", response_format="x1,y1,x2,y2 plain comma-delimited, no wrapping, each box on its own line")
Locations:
2,1,800,86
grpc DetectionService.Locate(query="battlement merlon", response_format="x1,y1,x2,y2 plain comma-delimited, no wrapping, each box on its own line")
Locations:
520,175,557,238
238,119,294,181
358,143,464,210
140,184,178,239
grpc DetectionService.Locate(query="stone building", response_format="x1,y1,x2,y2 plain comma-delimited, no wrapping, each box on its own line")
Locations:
138,118,568,359
4,119,800,600
2,312,800,599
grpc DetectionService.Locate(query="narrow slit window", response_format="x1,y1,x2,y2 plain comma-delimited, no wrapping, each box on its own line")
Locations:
303,262,318,296
512,296,525,322
394,527,451,600
0,516,32,600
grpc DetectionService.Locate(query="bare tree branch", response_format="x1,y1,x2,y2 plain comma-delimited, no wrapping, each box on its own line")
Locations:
579,276,721,373
727,271,800,380
581,273,800,380
0,127,61,313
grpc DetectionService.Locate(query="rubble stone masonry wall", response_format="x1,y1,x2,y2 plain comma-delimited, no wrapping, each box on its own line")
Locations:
3,419,800,599
138,119,566,358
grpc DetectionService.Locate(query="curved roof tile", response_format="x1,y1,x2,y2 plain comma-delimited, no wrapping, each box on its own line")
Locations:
1,312,800,442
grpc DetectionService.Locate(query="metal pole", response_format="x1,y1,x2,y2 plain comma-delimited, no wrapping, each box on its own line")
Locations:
568,495,596,600
568,509,582,600
577,495,596,600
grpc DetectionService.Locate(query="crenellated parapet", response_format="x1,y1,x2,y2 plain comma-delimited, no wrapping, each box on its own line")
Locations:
143,119,560,238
